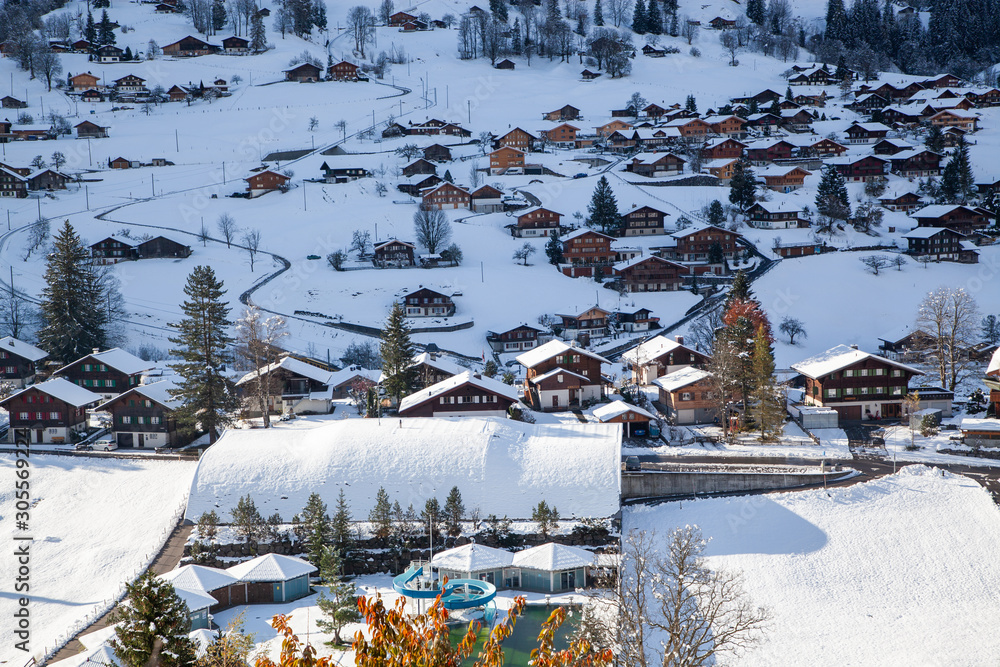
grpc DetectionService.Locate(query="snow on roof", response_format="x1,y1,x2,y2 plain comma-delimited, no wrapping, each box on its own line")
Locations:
757,165,812,177
911,204,976,218
824,155,887,166
988,348,1000,376
960,418,1000,432
161,564,238,593
515,339,611,368
0,166,27,181
412,351,467,376
511,543,595,571
328,366,380,388
398,370,520,412
629,151,683,164
592,400,656,422
849,122,891,132
0,336,47,362
653,367,712,392
891,149,941,160
621,335,697,364
791,344,923,379
750,200,803,213
56,348,152,376
431,542,514,571
167,582,218,611
531,366,591,384
614,254,681,272
185,418,622,520
559,227,613,243
236,356,332,386
902,226,964,240
226,553,317,582
95,379,181,412
4,377,102,407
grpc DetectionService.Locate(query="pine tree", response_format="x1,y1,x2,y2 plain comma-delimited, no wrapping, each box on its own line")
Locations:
443,486,465,537
747,0,765,24
631,0,647,33
726,269,753,305
982,314,1000,345
168,266,239,443
707,199,726,226
489,0,509,22
685,94,697,113
250,12,267,52
547,0,562,21
815,164,850,219
646,0,662,34
315,547,361,647
669,10,678,36
588,175,621,234
368,487,393,539
925,125,944,153
230,494,265,547
110,571,197,667
212,0,227,33
85,11,97,43
531,500,559,538
750,324,784,442
312,0,327,31
594,0,604,25
421,497,441,538
331,488,352,550
940,135,974,203
379,302,415,404
545,229,564,265
97,10,116,45
728,156,758,210
300,492,331,564
825,0,848,42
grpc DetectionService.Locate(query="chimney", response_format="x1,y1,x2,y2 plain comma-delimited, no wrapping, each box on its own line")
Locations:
473,372,482,379
93,348,100,354
675,335,684,345
849,344,859,350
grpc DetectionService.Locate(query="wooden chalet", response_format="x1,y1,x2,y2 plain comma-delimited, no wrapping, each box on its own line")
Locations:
137,236,192,259
162,35,219,57
543,105,581,121
911,204,989,235
619,205,667,236
96,45,124,63
235,355,337,416
421,182,470,210
613,256,687,292
1,96,27,109
1,378,100,444
490,146,525,174
654,367,719,424
284,63,321,82
559,229,616,277
402,159,437,178
581,69,601,80
625,152,685,177
928,109,978,131
539,123,579,146
623,334,710,385
91,235,135,263
402,287,457,317
320,162,368,183
594,119,632,137
54,348,151,400
701,137,747,160
495,59,516,70
593,400,657,437
513,207,561,237
423,144,452,161
758,165,811,192
0,166,28,198
773,241,821,258
398,371,519,418
244,170,289,197
0,336,47,388
668,225,742,262
704,115,747,137
373,239,416,267
844,121,890,144
95,380,186,448
487,324,544,354
902,227,977,263
28,169,70,191
872,138,914,155
113,74,147,93
555,306,610,343
389,11,416,25
517,340,608,410
397,174,441,196
826,155,888,182
495,127,536,151
889,149,943,177
807,137,848,157
470,184,503,213
709,16,736,28
222,36,249,53
744,139,795,165
614,307,660,333
745,201,806,229
879,190,923,213
792,344,923,421
328,60,361,81
75,120,108,138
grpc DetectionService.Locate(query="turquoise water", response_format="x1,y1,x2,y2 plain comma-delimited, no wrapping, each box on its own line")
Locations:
452,605,580,665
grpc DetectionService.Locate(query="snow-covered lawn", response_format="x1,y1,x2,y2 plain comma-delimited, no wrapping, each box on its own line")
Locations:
0,455,197,662
625,466,1000,665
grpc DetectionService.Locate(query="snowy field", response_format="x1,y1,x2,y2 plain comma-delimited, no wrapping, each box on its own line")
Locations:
0,455,197,663
625,466,1000,666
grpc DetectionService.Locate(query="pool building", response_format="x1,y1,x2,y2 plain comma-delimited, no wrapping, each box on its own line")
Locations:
429,542,596,594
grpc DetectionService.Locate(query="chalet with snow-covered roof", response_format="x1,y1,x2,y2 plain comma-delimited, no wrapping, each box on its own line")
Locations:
1,378,101,444
167,84,191,102
222,36,249,53
490,146,525,175
559,229,616,277
487,324,544,354
773,241,821,258
398,371,520,418
0,337,47,387
744,139,795,165
792,344,922,421
69,72,100,92
593,400,656,437
95,45,124,63
389,10,416,25
625,152,686,177
872,138,914,155
91,235,137,263
136,235,192,260
594,119,632,137
701,137,747,160
879,190,923,212
543,105,581,121
470,184,504,213
619,205,667,236
75,120,108,138
844,122,890,144
421,182,470,209
28,168,69,191
902,227,977,263
320,161,368,183
704,115,747,137
162,35,219,57
788,65,833,86
225,554,316,603
518,340,608,410
538,123,579,146
555,306,610,343
826,155,889,182
923,73,963,89
928,109,978,131
744,112,782,130
284,62,322,82
403,351,466,388
113,74,147,93
327,367,380,400
95,380,186,448
655,367,719,425
614,307,659,333
880,106,923,126
422,143,452,162
54,348,151,399
513,207,562,237
705,158,739,182
398,173,442,195
911,204,989,235
780,108,816,131
848,92,888,112
328,60,360,81
495,127,537,151
402,287,456,317
889,149,943,177
0,166,28,197
613,255,687,292
235,355,336,416
244,170,289,197
1,96,26,109
623,335,710,385
668,226,742,263
745,201,806,229
985,349,1000,416
758,165,811,192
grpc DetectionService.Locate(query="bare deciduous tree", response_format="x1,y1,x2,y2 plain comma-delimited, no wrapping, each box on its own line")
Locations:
916,286,981,390
217,213,237,248
243,228,261,272
347,5,376,58
235,304,287,427
721,30,740,66
778,316,806,344
413,207,452,254
512,242,536,265
860,254,891,275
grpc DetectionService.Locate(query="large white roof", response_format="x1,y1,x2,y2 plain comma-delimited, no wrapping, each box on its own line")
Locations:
168,583,218,611
902,227,964,240
161,564,238,593
398,370,520,412
0,336,47,362
654,367,712,393
236,356,332,386
226,553,317,582
328,366,381,388
621,335,700,365
511,543,595,571
431,543,514,572
911,204,977,218
56,348,152,376
5,377,102,407
515,339,611,369
592,400,657,422
988,347,1000,376
791,344,922,379
960,418,1000,433
97,379,181,412
185,417,622,520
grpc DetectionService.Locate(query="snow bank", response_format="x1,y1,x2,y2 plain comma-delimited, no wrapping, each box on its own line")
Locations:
185,417,621,522
625,466,1000,665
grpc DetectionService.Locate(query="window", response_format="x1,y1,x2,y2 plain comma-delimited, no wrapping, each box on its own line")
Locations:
5,366,15,374
681,392,692,401
845,387,854,395
874,368,884,376
892,369,903,377
892,387,903,395
843,370,853,377
19,412,28,420
49,411,59,420
83,364,91,372
826,388,837,398
122,416,131,424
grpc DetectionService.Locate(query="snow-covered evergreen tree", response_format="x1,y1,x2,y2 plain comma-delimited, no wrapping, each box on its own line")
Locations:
588,175,621,234
379,301,416,403
110,571,197,667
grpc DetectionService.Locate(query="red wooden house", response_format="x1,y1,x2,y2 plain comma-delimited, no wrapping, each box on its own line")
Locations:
0,378,100,444
826,155,888,182
559,229,616,277
613,255,687,292
514,207,562,237
421,182,470,209
244,170,289,196
328,61,360,81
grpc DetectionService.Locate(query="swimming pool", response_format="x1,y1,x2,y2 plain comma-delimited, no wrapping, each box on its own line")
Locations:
451,604,580,665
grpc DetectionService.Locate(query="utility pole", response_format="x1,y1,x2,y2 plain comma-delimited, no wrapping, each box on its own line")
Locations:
468,100,471,124
222,162,226,184
175,129,179,152
303,181,307,211
87,139,92,166
85,185,89,210
151,174,155,197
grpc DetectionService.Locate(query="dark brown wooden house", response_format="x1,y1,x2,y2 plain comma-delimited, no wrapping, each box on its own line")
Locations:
137,236,192,259
284,63,321,82
423,143,452,161
398,371,519,418
402,287,457,317
373,239,416,267
54,348,151,399
0,378,100,444
95,380,185,448
516,340,608,410
911,204,989,235
487,324,544,354
619,206,667,236
0,336,47,387
402,158,437,177
613,255,687,292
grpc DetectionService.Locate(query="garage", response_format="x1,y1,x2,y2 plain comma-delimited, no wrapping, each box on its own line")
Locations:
835,405,862,420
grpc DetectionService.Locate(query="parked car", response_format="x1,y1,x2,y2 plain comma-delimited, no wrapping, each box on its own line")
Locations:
573,172,587,179
74,442,92,451
624,455,641,471
93,439,117,451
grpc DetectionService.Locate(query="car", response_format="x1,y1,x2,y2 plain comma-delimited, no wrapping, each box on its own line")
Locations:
573,172,588,179
92,439,117,451
74,442,92,451
624,455,641,471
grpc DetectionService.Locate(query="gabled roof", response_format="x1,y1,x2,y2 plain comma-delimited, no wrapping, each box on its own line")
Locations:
614,254,684,272
653,367,712,392
515,339,610,368
56,348,151,376
902,226,965,240
671,224,737,240
160,564,238,594
747,200,803,214
236,356,332,386
592,399,656,422
398,370,519,412
95,379,181,412
374,238,415,250
511,543,594,571
847,121,891,132
622,335,705,365
327,366,380,389
0,166,27,182
410,351,467,377
988,347,1000,376
911,204,980,218
791,344,923,379
1,377,101,408
560,228,614,243
431,542,514,571
0,336,47,362
226,553,317,582
530,366,591,385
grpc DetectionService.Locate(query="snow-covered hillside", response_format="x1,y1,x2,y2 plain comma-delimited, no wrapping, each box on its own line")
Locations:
625,466,1000,666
